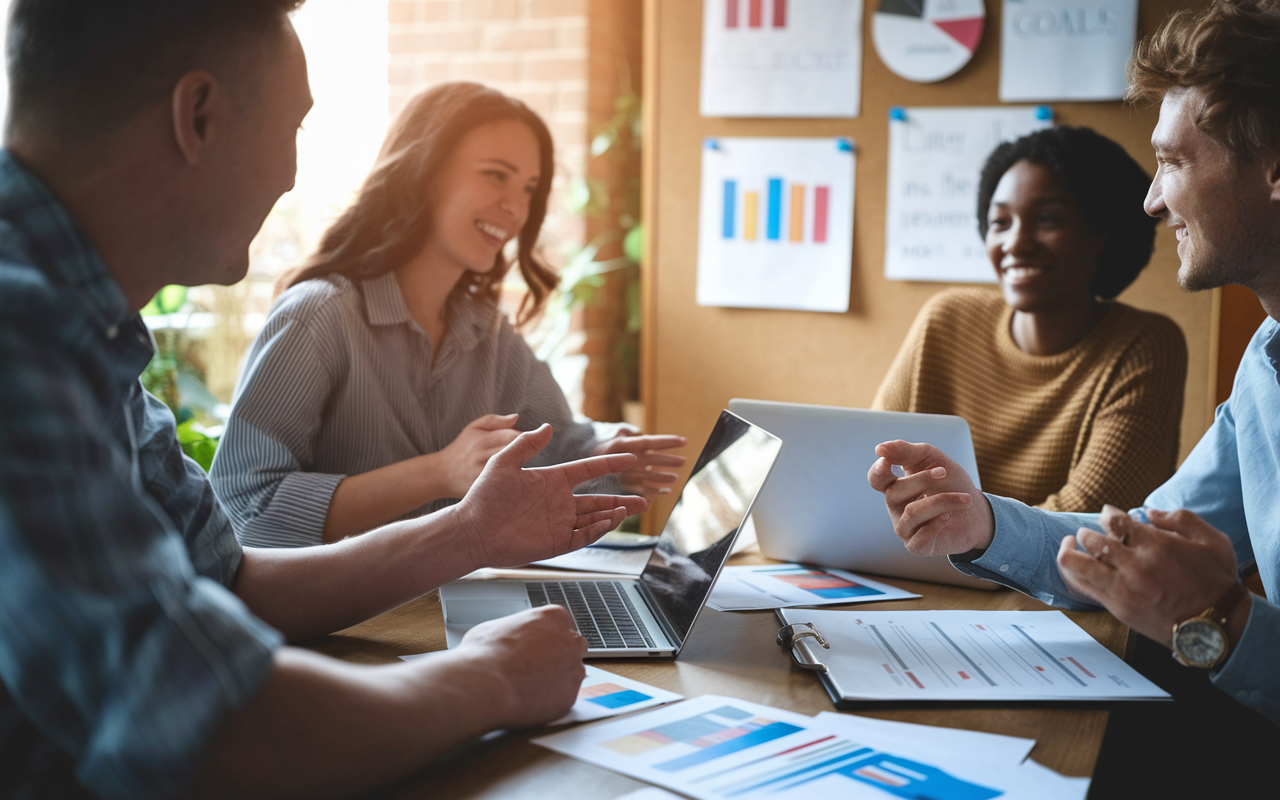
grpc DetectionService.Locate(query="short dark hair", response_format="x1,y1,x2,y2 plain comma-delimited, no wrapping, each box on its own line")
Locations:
6,0,305,140
1127,0,1280,163
976,126,1158,300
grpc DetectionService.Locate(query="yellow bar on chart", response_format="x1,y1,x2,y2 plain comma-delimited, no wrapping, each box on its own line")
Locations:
743,192,759,241
790,184,805,242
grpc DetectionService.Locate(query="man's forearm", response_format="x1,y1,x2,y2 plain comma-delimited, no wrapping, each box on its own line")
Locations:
187,647,504,799
233,507,475,641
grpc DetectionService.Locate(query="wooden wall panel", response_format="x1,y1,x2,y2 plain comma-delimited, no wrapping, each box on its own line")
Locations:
642,0,1215,526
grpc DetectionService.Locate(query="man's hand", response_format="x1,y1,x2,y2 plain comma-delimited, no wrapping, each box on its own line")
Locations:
1058,506,1246,648
591,432,688,496
452,605,587,729
453,424,650,569
867,440,994,557
437,413,522,498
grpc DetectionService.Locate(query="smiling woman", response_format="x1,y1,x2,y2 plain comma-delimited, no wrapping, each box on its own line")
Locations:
873,126,1188,513
209,83,687,546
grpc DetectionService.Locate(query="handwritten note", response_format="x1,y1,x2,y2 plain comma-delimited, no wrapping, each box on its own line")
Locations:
999,0,1138,101
700,0,864,118
884,106,1051,283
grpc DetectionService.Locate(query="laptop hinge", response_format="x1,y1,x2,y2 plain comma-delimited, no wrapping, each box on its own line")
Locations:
636,579,683,652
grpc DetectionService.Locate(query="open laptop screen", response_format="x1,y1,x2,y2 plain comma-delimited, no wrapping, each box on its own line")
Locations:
637,410,782,641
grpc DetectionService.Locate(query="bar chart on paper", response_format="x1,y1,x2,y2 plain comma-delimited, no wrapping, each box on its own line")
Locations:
708,564,919,611
536,696,1008,800
701,0,864,118
776,609,1170,702
697,137,855,312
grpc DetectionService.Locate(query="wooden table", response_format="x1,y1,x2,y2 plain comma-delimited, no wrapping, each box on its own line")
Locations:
309,561,1126,799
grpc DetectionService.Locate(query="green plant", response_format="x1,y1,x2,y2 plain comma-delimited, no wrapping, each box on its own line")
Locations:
140,285,226,471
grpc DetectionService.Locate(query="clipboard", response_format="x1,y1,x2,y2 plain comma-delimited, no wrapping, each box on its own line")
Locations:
774,607,1171,709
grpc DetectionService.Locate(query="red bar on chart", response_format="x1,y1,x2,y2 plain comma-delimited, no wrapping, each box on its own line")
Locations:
773,0,787,27
726,0,738,28
813,186,830,243
749,0,763,27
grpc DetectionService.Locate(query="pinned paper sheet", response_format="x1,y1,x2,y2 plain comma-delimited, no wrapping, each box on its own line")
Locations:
700,0,864,118
698,137,855,312
1000,0,1138,101
884,106,1051,283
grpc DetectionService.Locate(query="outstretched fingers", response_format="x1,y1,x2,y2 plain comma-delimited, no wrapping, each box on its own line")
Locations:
490,423,555,468
574,493,650,517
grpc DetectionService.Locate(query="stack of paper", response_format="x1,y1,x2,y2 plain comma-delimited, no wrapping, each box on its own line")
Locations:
536,695,1089,799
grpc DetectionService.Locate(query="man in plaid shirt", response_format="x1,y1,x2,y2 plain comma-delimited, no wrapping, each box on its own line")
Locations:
0,2,647,797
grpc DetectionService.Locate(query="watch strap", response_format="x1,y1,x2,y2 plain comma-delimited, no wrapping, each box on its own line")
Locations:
1208,581,1248,626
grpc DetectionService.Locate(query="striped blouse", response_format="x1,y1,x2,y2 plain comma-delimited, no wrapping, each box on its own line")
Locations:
210,272,622,547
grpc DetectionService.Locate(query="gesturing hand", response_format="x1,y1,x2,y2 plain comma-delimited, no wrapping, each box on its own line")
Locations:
866,440,995,557
1057,505,1244,648
591,433,688,496
437,413,521,498
454,424,650,569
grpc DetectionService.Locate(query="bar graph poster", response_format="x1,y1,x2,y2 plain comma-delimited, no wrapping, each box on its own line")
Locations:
697,137,855,312
884,106,1050,283
999,0,1138,101
700,0,864,118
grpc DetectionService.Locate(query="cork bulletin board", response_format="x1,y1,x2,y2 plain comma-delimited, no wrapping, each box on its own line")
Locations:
639,0,1215,528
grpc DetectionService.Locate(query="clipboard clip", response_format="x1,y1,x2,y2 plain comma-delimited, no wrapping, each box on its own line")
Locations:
776,622,830,674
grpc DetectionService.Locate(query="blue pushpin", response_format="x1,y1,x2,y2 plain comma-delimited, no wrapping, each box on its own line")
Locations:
889,107,907,121
1036,105,1053,121
705,138,721,150
836,138,854,152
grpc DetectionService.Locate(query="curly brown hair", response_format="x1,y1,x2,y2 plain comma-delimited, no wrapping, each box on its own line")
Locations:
277,82,559,326
1126,0,1280,162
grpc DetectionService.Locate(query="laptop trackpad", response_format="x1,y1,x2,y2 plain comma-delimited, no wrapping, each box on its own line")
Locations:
444,599,531,626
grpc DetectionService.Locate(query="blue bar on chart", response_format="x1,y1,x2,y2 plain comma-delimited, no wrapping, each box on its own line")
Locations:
722,180,736,239
766,178,782,240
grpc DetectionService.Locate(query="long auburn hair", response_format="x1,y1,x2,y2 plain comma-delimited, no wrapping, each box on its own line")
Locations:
276,82,559,325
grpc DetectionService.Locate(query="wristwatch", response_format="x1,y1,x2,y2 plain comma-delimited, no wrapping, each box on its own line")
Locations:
1172,582,1249,669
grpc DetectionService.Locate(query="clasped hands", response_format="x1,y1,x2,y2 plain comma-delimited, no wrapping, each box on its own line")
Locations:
868,440,1247,651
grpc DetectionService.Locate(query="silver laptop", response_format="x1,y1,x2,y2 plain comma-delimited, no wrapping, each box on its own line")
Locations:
728,399,996,590
438,410,783,657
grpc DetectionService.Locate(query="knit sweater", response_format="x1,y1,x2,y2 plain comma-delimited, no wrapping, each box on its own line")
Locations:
873,288,1188,512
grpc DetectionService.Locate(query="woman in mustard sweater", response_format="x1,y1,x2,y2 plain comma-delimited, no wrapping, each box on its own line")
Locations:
874,126,1187,512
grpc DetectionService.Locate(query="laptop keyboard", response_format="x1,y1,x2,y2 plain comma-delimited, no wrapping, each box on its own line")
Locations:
526,581,655,650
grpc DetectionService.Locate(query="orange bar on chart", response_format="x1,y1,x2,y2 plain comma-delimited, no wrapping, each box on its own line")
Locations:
789,184,804,242
744,192,759,240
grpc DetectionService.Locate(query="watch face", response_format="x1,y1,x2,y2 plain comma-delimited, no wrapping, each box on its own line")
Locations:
1174,619,1226,667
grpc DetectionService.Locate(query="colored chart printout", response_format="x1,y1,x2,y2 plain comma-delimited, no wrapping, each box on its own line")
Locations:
872,0,985,83
535,696,1012,800
884,106,1051,283
777,609,1170,701
701,0,864,118
698,137,855,312
708,564,918,611
999,0,1138,101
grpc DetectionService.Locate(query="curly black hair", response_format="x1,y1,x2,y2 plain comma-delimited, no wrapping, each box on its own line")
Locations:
976,126,1158,300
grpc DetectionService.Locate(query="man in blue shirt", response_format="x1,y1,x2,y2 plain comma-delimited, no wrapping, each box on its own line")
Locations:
0,2,649,798
869,0,1280,792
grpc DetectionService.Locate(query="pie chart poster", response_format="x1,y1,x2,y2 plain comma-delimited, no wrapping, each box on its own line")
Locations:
700,0,865,118
697,138,856,312
873,0,985,83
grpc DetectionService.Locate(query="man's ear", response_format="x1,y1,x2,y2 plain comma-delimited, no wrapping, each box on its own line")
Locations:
1268,152,1280,203
171,71,219,167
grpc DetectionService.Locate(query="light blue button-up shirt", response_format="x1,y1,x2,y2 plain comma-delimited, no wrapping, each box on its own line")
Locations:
954,316,1280,726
